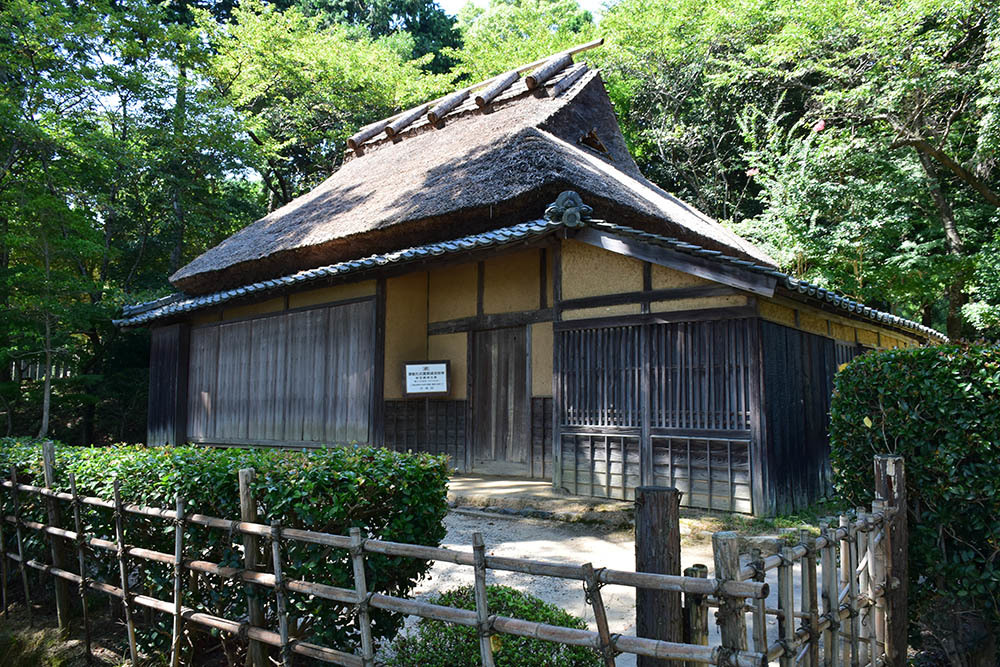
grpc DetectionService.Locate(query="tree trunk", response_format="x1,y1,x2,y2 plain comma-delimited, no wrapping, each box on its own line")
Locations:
37,314,52,439
917,152,966,339
169,65,188,275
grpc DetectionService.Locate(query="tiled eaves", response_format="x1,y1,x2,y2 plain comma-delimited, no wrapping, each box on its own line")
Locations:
114,219,565,327
116,218,948,343
590,221,948,343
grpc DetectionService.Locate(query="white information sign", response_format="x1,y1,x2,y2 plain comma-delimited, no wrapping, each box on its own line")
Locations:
404,361,450,396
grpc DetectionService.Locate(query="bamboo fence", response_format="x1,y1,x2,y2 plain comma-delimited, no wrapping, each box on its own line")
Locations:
0,451,906,667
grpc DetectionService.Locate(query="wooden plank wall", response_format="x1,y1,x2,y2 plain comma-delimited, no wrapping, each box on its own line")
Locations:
555,318,755,511
529,397,553,479
147,324,189,446
186,299,375,446
760,321,838,514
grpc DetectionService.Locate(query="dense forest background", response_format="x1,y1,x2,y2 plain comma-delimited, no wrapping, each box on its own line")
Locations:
2,0,998,444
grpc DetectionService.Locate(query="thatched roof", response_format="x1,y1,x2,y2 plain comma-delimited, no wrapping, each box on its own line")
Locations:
171,50,776,295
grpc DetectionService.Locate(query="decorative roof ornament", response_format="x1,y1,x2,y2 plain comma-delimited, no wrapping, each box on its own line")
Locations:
544,191,593,227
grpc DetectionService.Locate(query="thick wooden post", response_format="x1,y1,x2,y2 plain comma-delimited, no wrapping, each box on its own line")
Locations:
713,531,748,655
170,496,186,667
635,486,682,667
819,522,840,667
42,440,71,629
472,532,496,667
777,546,795,667
682,564,709,667
239,468,266,667
747,550,766,654
69,474,93,663
113,478,139,665
874,455,907,667
800,529,819,667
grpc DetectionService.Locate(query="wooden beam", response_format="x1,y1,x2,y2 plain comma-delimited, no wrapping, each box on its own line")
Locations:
554,305,758,332
571,227,776,297
427,308,555,335
559,285,737,311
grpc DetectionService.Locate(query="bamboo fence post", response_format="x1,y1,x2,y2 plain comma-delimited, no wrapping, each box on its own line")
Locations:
349,527,375,667
42,439,71,629
682,564,709,667
239,468,267,667
582,562,616,667
856,509,871,667
69,473,93,663
874,455,907,667
113,478,139,665
0,493,8,617
169,496,186,667
819,522,839,667
712,532,748,655
270,521,292,667
840,513,858,667
9,466,32,626
777,546,795,667
472,532,496,667
870,500,887,663
745,550,766,655
800,529,820,667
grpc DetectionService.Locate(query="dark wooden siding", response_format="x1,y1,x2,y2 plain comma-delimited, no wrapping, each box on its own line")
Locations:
147,324,189,446
556,318,755,510
759,320,839,514
384,399,467,468
186,299,375,446
529,397,553,479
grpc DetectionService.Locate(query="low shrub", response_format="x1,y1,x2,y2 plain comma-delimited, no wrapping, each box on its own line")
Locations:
829,344,1000,642
0,438,450,659
387,585,602,667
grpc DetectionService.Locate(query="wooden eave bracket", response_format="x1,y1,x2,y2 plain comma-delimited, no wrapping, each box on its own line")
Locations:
570,226,777,298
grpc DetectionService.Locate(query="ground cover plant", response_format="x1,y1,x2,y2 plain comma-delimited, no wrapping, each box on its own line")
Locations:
387,584,602,667
829,344,1000,653
0,438,450,662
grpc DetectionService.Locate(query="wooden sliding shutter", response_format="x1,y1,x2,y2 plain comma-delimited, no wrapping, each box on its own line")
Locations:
556,318,754,511
186,299,375,446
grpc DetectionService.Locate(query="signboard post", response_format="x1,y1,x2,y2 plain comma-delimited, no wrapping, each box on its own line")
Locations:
403,361,450,397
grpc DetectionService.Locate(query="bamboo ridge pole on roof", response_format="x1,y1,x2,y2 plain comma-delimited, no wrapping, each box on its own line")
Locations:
346,37,604,151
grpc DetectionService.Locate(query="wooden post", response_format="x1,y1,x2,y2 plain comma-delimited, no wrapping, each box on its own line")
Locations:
777,546,795,667
636,486,682,667
9,466,32,626
270,521,292,667
713,531,748,656
800,529,819,667
69,474,93,663
747,550,766,654
472,532,496,667
842,513,860,667
582,562,616,667
856,509,871,667
682,564,709,667
819,522,840,667
169,496,186,667
239,468,266,667
0,495,8,617
870,500,887,663
42,440,71,629
349,527,375,666
113,478,139,665
874,455,907,667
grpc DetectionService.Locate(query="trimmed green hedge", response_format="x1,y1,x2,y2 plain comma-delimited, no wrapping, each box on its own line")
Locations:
0,439,449,658
829,344,1000,635
387,585,602,667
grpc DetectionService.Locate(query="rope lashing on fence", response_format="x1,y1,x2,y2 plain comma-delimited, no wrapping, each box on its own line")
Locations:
582,565,607,605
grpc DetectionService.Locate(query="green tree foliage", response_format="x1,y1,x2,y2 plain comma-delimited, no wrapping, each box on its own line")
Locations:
197,0,450,208
0,439,450,657
829,345,1000,644
598,0,1000,338
447,0,596,82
